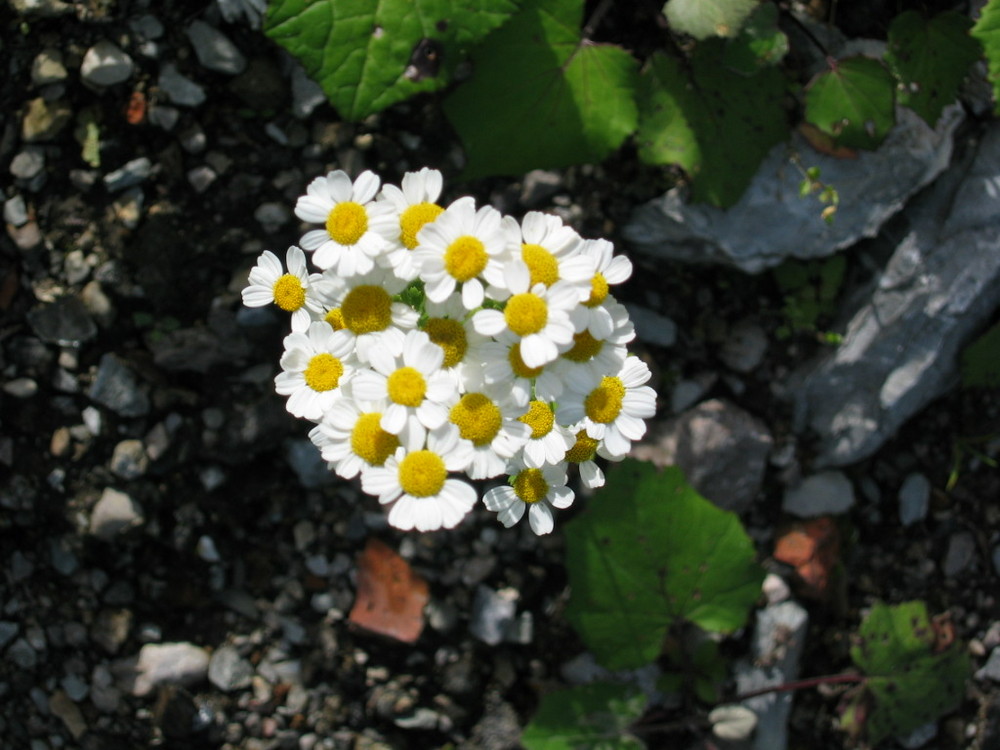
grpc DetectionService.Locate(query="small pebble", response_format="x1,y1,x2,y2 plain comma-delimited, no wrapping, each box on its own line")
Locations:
186,21,246,75
80,41,134,88
783,471,855,517
898,472,931,526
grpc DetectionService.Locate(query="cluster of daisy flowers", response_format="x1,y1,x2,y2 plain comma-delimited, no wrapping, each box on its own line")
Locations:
242,168,657,535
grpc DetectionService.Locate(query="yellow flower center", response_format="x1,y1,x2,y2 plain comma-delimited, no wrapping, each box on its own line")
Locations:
565,430,599,463
508,343,544,379
325,201,368,246
272,274,306,312
562,330,604,363
422,317,467,368
513,468,548,504
325,307,345,331
444,235,488,282
387,366,427,407
398,450,447,498
449,393,502,446
341,285,392,334
504,293,548,336
303,353,344,392
400,202,444,249
584,272,609,307
518,400,555,439
521,243,559,287
585,376,625,424
351,412,399,466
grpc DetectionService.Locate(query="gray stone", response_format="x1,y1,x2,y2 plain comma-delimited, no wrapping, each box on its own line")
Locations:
789,122,1000,466
10,0,73,16
3,377,37,398
186,21,246,75
89,354,150,417
782,471,855,517
720,320,769,373
158,63,206,107
3,193,29,226
898,472,931,526
624,106,963,273
103,157,153,192
286,439,334,489
129,14,164,40
291,64,326,119
976,647,1000,682
0,621,19,649
208,645,254,691
89,488,144,540
49,690,86,739
8,637,37,669
109,439,148,480
254,202,292,232
519,169,563,207
148,104,181,130
469,586,518,646
115,642,210,697
80,41,134,88
897,721,938,749
623,303,677,348
631,399,773,513
27,296,97,346
187,165,217,193
10,148,45,180
31,49,67,86
943,530,976,576
736,600,809,750
217,0,267,29
21,97,72,141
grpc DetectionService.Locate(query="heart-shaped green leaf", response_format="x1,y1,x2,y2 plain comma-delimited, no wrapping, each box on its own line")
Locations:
663,0,757,40
443,0,638,178
722,2,790,74
264,0,520,121
804,56,896,150
972,0,1000,114
564,460,764,671
521,682,647,750
636,44,789,207
841,601,970,745
886,10,981,126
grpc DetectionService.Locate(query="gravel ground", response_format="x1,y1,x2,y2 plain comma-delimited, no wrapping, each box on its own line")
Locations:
2,2,1000,750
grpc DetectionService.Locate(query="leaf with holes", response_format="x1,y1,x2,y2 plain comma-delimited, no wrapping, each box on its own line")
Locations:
840,601,970,745
564,460,764,671
805,56,896,150
972,0,1000,114
443,0,638,178
264,0,520,121
636,44,789,207
521,682,647,750
663,0,757,40
886,10,981,126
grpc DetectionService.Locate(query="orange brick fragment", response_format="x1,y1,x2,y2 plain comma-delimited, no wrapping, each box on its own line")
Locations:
348,538,428,643
774,516,840,599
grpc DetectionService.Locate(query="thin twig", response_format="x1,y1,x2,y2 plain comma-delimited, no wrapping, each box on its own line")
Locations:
581,0,614,41
736,673,865,701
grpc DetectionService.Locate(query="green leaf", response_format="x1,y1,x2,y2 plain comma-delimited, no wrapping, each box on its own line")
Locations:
443,0,638,178
972,0,1000,114
663,0,757,40
636,45,789,207
886,10,981,126
961,320,1000,388
841,601,970,745
722,2,790,74
564,460,764,671
804,56,896,150
521,682,647,750
264,0,520,121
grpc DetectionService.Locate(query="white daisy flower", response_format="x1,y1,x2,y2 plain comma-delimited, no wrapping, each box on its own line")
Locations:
350,329,458,450
505,211,594,294
556,356,657,457
361,429,477,532
241,246,325,332
294,170,396,277
444,391,532,480
274,321,357,421
563,428,622,489
323,268,419,364
552,299,635,385
571,238,634,338
413,197,509,310
472,260,578,369
477,332,563,407
515,400,574,469
308,398,400,479
420,298,487,390
377,168,446,281
483,461,574,535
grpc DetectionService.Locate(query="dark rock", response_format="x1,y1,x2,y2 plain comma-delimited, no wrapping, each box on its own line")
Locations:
26,296,97,346
88,354,151,417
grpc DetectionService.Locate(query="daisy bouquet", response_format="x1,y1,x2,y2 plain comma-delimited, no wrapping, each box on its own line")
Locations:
243,168,657,535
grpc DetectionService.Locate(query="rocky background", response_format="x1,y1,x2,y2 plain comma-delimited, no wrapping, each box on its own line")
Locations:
1,1,999,749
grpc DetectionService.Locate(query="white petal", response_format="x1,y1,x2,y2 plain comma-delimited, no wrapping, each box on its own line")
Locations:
461,279,484,310
472,309,506,337
496,500,525,528
528,503,554,535
579,460,605,489
549,485,575,509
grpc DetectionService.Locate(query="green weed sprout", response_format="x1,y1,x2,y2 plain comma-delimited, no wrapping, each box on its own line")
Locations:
242,168,657,534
